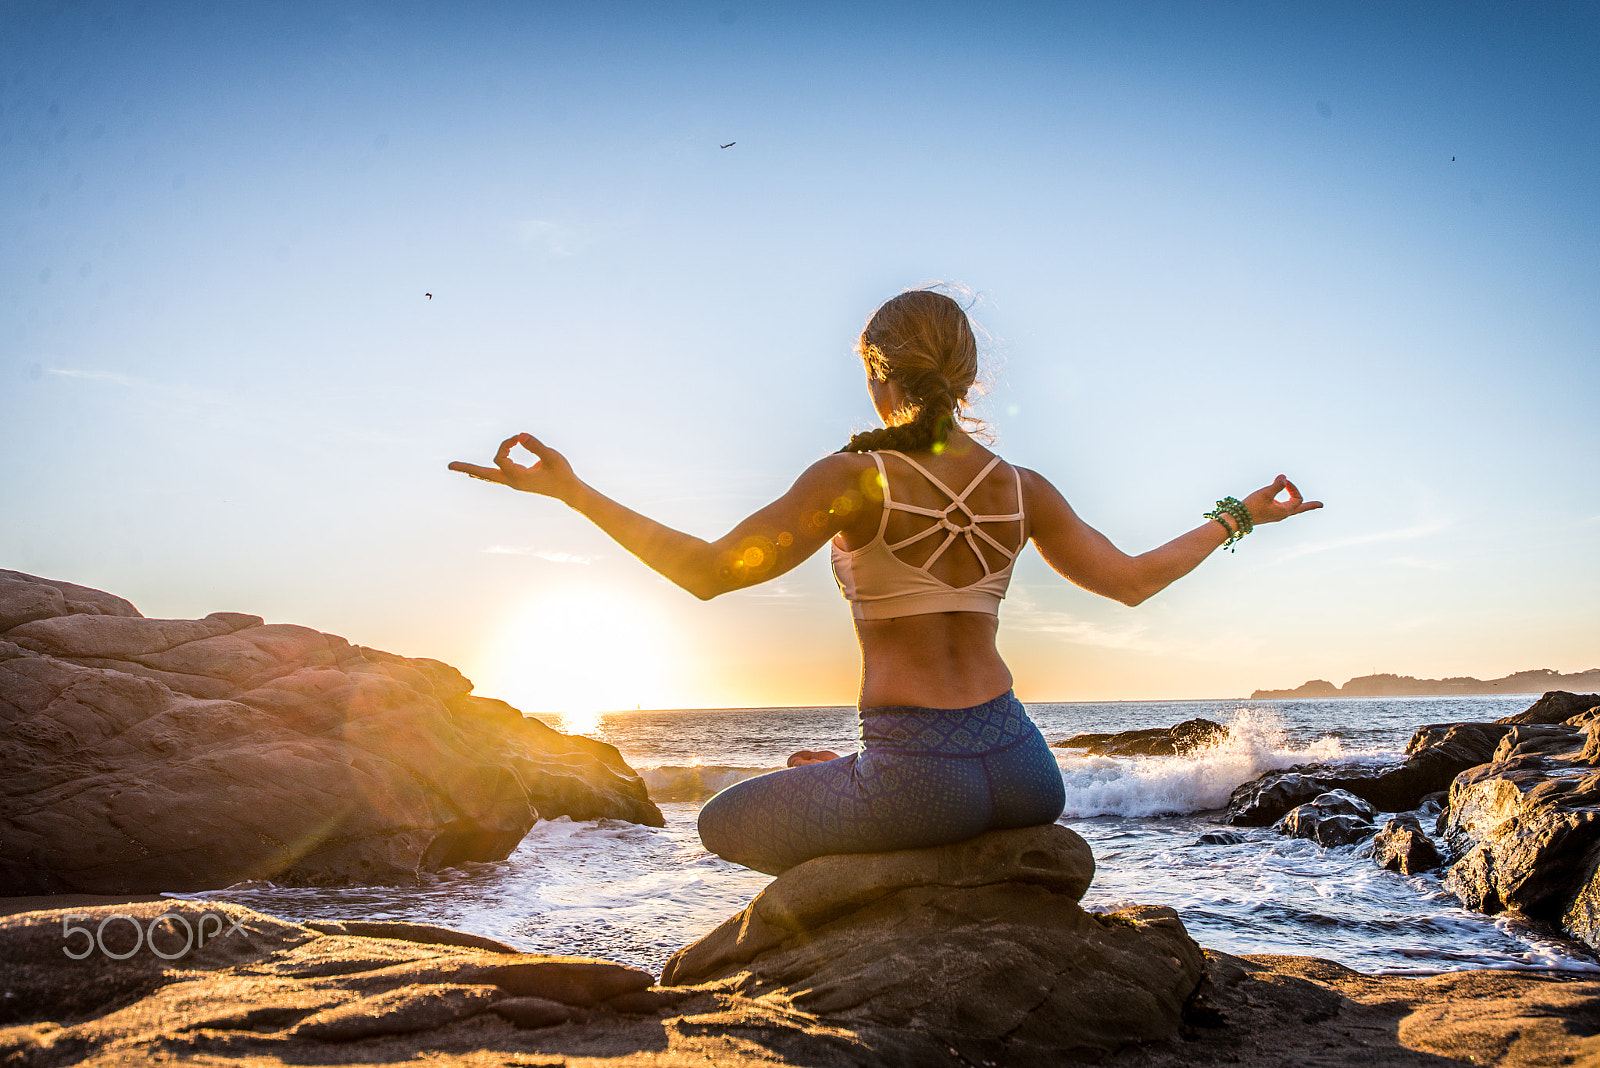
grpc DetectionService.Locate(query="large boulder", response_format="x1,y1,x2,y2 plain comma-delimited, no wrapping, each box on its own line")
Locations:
1497,691,1600,725
0,570,661,894
661,825,1207,1062
1443,756,1600,931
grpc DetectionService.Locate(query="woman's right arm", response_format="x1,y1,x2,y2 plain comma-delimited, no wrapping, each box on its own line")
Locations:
450,433,874,600
1020,468,1321,607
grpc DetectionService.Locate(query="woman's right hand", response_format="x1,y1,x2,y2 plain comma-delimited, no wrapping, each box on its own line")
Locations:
448,433,580,502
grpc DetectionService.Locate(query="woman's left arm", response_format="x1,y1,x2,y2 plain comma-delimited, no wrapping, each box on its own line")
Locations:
450,433,870,600
1026,471,1322,606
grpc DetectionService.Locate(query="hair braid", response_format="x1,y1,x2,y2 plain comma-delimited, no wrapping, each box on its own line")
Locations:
839,289,982,454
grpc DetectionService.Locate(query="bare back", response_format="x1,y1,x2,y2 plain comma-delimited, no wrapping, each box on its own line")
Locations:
836,435,1026,709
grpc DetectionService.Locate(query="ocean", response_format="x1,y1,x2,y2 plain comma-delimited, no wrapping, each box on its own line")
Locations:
182,695,1600,978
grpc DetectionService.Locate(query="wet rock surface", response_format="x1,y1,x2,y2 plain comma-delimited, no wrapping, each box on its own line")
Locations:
0,570,662,894
1370,814,1445,874
1057,716,1228,757
1226,721,1515,826
1274,789,1378,848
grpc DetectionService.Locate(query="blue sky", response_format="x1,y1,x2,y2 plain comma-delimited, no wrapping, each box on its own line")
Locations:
4,1,1596,718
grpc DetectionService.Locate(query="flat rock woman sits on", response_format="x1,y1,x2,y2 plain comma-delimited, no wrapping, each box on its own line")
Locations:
451,289,1320,875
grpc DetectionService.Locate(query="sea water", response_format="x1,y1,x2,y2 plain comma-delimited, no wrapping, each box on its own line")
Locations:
185,696,1600,977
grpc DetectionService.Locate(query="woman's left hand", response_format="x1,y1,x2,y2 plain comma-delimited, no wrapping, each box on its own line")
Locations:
1243,475,1322,525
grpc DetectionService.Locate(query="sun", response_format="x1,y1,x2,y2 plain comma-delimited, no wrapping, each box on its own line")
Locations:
475,585,678,737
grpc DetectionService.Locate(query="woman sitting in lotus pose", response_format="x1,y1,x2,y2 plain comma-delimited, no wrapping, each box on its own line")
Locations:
450,289,1320,874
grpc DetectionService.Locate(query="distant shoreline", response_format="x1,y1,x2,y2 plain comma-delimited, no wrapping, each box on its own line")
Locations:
1251,668,1600,700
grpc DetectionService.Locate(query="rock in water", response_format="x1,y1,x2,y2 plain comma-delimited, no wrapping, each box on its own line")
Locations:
1442,757,1600,921
1225,721,1515,825
1370,815,1445,874
1055,716,1227,756
0,570,661,894
661,825,1206,1062
1274,790,1378,848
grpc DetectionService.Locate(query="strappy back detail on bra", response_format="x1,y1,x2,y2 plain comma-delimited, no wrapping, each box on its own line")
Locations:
831,450,1026,619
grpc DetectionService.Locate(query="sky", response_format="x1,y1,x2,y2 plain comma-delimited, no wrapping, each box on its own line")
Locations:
4,1,1597,721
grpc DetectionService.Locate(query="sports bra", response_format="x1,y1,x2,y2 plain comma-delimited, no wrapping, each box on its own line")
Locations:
831,450,1026,620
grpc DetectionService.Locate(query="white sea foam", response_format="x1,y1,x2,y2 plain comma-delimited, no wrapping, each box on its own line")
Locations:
1057,708,1370,818
639,764,776,802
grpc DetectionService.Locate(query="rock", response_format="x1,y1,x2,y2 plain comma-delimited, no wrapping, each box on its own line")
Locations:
1275,790,1377,848
6,897,1600,1066
0,570,662,894
289,983,507,1041
491,995,580,1028
1227,770,1342,825
1056,717,1227,757
1226,722,1514,825
1370,814,1445,874
1563,847,1600,950
0,899,662,1054
1498,690,1600,725
1580,720,1600,765
662,825,1206,1062
1194,831,1248,846
1443,758,1600,923
1491,724,1585,762
304,919,522,954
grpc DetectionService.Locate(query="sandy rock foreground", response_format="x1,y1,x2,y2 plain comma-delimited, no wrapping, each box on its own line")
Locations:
5,826,1600,1067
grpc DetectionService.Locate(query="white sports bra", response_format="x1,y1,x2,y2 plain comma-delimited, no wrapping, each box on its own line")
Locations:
831,450,1026,620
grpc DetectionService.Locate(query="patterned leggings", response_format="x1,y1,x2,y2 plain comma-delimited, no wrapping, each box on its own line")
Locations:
696,691,1066,875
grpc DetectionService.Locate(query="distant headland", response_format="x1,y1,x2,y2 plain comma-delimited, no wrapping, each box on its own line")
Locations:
1251,667,1600,700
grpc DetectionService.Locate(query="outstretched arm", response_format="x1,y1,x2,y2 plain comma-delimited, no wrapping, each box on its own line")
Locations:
1023,471,1322,606
450,434,872,600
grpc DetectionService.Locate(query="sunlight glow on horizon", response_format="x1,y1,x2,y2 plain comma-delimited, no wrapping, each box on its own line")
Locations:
475,586,683,729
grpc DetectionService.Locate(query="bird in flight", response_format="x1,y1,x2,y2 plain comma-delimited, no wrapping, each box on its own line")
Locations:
720,142,735,149
425,292,433,299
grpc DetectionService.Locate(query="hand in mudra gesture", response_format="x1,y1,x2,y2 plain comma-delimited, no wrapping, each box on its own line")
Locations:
449,433,578,501
1242,475,1322,525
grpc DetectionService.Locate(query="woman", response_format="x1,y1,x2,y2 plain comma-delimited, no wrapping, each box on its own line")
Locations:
450,289,1320,875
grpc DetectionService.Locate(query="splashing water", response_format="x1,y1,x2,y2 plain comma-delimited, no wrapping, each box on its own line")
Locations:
1055,708,1367,819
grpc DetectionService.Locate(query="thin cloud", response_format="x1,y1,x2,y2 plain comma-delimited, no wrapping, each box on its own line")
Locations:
48,368,135,386
483,545,597,564
1003,594,1151,651
1268,520,1454,565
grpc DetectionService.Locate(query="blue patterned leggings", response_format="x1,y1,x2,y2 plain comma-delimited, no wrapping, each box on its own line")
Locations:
696,691,1066,875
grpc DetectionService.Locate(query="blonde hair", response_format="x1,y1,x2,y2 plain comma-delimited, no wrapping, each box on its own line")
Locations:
840,289,982,454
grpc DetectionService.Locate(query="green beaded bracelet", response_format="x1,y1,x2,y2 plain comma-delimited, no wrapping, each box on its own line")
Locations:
1204,496,1253,551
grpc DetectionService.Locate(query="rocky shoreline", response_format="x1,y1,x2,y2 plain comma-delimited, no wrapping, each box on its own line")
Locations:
1222,689,1600,956
6,829,1600,1067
